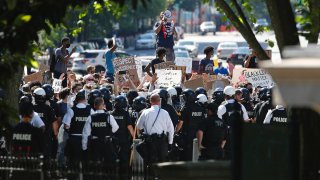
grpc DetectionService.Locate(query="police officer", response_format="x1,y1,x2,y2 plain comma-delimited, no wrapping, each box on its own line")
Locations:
256,87,275,124
111,96,135,180
158,89,179,128
131,96,148,125
240,88,255,120
127,90,139,109
217,86,249,159
263,105,288,124
63,92,91,168
33,88,55,158
100,87,113,112
172,86,183,111
197,103,225,160
82,97,119,172
211,87,224,106
254,87,269,124
88,89,102,111
137,93,174,178
175,89,205,161
12,101,44,156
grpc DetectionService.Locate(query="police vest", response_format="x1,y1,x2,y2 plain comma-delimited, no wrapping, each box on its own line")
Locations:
112,109,130,142
244,102,254,118
212,117,226,143
222,102,244,127
270,108,288,124
12,123,37,155
183,103,204,133
69,106,91,135
90,113,112,138
33,103,52,130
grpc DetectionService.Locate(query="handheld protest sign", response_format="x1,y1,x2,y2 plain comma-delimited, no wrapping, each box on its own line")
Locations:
154,62,175,70
113,56,140,88
232,68,274,87
52,78,62,93
23,71,43,83
156,69,182,88
174,58,192,73
184,77,204,91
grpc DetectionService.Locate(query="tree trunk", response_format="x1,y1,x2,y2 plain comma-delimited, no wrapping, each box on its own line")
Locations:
266,0,300,57
215,0,270,61
308,0,320,44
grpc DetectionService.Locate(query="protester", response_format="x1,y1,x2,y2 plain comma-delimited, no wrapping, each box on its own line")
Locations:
226,58,235,77
214,60,229,76
154,11,176,62
199,46,214,74
244,49,258,68
145,47,166,77
105,39,117,82
54,37,76,88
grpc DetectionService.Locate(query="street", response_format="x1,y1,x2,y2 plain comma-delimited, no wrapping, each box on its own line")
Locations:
126,31,282,63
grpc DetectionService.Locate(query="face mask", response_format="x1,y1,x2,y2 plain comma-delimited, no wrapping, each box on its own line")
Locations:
66,44,70,48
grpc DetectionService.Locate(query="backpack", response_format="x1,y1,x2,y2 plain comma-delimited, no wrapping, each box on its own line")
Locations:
49,53,56,72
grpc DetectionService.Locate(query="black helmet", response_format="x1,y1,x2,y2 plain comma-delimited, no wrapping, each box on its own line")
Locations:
158,89,169,104
88,89,102,107
174,86,183,97
127,90,139,105
267,87,273,98
195,87,207,96
19,95,32,104
33,88,46,104
42,84,54,100
114,95,128,109
99,87,111,101
133,96,147,111
240,88,251,102
182,89,197,103
212,88,224,105
258,87,268,101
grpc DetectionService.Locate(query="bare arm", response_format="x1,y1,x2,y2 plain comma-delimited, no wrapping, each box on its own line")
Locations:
244,55,252,68
196,130,204,149
144,64,153,77
110,44,117,53
60,47,76,63
175,120,183,133
127,125,135,139
155,21,163,34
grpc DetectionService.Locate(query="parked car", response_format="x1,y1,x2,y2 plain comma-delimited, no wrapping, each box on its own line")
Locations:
200,21,216,35
176,40,198,58
217,42,238,59
72,50,130,74
254,18,269,30
173,46,188,52
174,50,191,58
135,33,156,50
175,26,184,40
229,47,251,66
87,38,124,50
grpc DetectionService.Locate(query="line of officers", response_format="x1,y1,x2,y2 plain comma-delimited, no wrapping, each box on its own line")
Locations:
9,83,288,178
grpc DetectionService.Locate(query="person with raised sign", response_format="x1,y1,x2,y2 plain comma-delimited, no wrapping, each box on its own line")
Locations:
144,47,166,77
105,39,118,82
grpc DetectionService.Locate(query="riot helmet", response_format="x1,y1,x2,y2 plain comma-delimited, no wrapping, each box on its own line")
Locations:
240,88,251,102
127,90,139,105
42,84,54,100
158,89,169,105
99,87,111,102
133,96,147,112
182,89,197,103
33,88,46,104
88,89,102,108
195,87,207,97
114,95,128,109
258,87,268,101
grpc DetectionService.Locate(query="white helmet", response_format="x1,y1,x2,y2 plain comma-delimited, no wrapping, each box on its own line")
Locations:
34,88,46,96
167,87,177,96
223,86,235,96
197,94,208,103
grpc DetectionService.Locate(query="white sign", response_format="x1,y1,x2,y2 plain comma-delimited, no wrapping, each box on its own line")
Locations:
156,69,182,88
175,58,192,73
52,79,62,93
232,68,275,87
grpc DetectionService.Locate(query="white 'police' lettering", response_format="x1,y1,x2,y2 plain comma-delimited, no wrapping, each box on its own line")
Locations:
38,113,44,118
92,122,106,127
273,117,287,123
215,121,223,127
13,133,31,141
192,112,202,117
114,116,124,120
75,117,87,122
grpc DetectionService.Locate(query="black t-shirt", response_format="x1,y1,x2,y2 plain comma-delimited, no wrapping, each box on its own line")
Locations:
149,58,164,74
245,55,258,68
199,58,213,74
199,115,226,148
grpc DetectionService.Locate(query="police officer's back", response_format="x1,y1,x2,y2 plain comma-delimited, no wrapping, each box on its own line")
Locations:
158,89,179,128
12,102,44,156
263,105,288,124
130,96,147,125
100,87,113,112
240,88,255,119
197,103,225,160
82,97,119,164
111,96,134,180
176,89,205,161
63,92,91,166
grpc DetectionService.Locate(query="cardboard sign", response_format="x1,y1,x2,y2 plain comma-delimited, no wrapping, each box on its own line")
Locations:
212,79,229,90
184,77,204,91
113,56,140,87
23,71,43,83
156,69,182,88
52,78,62,93
154,62,175,69
175,58,192,73
232,68,274,87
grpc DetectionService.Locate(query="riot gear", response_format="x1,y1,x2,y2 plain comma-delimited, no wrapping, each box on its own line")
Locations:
182,89,197,103
33,88,46,104
240,88,251,102
127,90,139,105
258,88,268,101
88,89,102,108
114,95,128,109
99,87,111,101
133,96,147,112
158,89,169,104
42,84,54,100
195,87,207,97
212,88,224,106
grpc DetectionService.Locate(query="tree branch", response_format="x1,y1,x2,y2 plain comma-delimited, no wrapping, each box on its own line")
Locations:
230,0,254,35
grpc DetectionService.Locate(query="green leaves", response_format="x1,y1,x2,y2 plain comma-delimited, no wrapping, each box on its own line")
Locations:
93,1,103,14
265,39,274,48
14,14,32,26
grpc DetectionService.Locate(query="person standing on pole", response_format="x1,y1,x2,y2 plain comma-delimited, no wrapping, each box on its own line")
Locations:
154,10,177,62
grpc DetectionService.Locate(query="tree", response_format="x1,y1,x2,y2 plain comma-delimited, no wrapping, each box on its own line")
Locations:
0,0,151,126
